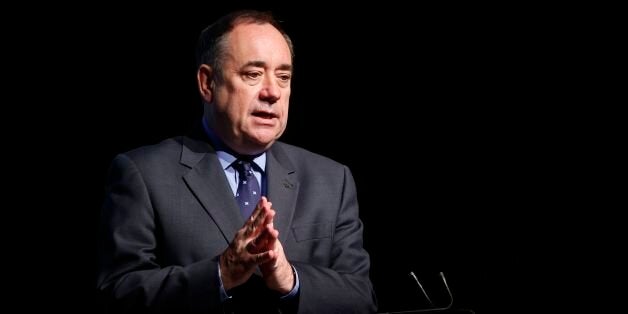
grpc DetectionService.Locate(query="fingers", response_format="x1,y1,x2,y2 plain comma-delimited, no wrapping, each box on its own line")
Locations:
248,223,279,253
261,238,284,271
255,249,276,264
244,197,275,238
228,196,279,262
249,197,271,223
245,209,275,239
259,240,295,294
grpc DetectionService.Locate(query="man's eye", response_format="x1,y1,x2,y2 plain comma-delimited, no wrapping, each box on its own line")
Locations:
245,72,262,79
278,74,291,82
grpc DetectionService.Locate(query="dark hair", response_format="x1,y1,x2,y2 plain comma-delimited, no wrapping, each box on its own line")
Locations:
195,10,294,74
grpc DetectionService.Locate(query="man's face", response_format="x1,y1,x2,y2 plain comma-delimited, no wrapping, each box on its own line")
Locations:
210,23,292,155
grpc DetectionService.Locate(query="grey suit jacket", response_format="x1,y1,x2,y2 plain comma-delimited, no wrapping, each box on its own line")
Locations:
97,130,376,313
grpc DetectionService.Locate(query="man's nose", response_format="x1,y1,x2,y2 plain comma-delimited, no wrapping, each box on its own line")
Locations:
259,77,281,104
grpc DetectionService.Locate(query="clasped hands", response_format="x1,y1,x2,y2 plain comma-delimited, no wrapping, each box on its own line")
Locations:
220,197,294,294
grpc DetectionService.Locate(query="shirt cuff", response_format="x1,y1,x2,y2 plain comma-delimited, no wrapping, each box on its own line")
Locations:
279,265,300,300
217,263,232,302
217,263,300,301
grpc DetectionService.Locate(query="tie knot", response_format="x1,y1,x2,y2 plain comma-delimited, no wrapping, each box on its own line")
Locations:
233,159,254,177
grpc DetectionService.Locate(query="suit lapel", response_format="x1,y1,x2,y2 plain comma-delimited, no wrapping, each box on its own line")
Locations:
266,144,298,242
180,136,243,243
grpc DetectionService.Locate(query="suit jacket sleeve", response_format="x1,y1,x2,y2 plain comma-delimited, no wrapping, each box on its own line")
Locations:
293,165,377,313
97,153,223,313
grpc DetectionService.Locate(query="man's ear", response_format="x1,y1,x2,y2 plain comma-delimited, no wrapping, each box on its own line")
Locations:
197,64,214,103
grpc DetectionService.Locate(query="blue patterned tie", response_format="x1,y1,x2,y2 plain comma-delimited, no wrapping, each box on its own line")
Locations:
232,159,261,218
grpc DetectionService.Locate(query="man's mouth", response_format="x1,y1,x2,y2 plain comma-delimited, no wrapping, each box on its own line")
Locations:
252,111,278,119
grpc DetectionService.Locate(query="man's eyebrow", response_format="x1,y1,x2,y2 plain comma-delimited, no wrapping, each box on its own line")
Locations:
276,64,293,72
243,61,292,72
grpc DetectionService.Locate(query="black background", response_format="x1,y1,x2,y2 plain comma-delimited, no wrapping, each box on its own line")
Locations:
9,2,597,313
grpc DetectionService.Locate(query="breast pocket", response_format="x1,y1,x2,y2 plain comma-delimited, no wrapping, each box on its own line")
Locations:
291,222,332,242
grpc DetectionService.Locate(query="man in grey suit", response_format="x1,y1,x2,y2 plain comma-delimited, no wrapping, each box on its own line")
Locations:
97,10,376,313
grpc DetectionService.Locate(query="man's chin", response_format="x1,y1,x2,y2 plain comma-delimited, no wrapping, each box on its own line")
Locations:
240,137,276,154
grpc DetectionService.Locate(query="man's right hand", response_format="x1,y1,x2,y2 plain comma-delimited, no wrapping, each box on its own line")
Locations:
219,197,278,290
